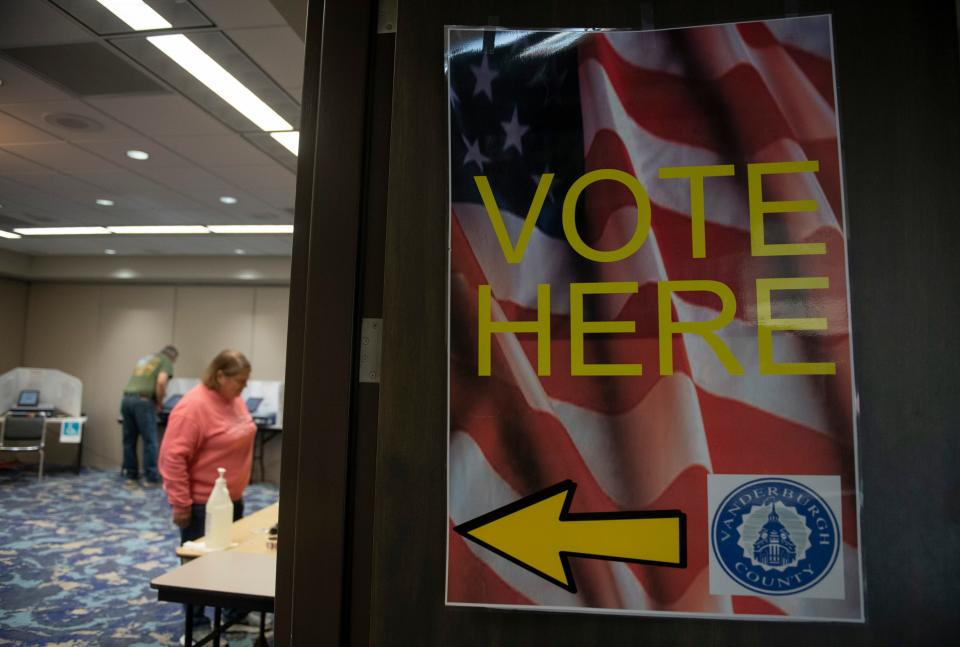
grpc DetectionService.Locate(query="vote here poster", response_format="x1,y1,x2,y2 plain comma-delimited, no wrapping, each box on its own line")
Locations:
446,15,863,621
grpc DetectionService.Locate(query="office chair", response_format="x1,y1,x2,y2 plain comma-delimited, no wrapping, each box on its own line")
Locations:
0,415,47,480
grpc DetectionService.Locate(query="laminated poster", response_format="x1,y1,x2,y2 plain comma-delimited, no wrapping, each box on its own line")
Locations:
446,15,863,621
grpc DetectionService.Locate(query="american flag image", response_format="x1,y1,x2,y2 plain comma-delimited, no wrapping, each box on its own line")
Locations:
446,16,861,620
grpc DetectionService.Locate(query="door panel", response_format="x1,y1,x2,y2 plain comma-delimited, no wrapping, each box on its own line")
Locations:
369,0,960,645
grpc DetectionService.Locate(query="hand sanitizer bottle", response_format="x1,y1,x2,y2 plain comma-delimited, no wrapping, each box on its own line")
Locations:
204,467,233,550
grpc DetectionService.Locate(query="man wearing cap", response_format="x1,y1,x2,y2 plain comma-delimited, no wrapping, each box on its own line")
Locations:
120,345,178,486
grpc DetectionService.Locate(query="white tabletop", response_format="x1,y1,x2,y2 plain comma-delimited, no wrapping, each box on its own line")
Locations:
151,551,275,604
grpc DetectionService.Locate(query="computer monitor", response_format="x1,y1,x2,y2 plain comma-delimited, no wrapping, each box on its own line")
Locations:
245,397,263,414
162,394,183,411
17,390,39,407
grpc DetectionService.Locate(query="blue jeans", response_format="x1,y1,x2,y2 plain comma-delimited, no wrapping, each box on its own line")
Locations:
120,395,159,482
181,500,246,626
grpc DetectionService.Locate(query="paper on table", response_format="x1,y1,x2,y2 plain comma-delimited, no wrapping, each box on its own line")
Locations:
181,540,239,553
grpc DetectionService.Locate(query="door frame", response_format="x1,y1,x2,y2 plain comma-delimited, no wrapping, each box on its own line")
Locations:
274,0,376,644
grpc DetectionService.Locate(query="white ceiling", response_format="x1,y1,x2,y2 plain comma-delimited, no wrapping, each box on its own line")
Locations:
0,0,304,257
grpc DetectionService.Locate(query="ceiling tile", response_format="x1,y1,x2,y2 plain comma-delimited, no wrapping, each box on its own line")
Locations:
225,26,304,95
68,170,211,212
192,0,287,30
0,99,141,142
111,31,299,134
48,0,212,36
121,164,246,209
2,142,121,173
0,148,50,175
0,1,95,49
162,134,276,168
8,170,207,224
246,187,296,212
74,137,192,170
140,165,270,209
210,165,295,191
0,110,60,145
137,208,226,226
6,171,107,205
0,176,104,224
241,132,297,172
85,94,234,137
0,57,73,104
0,210,36,230
3,42,167,96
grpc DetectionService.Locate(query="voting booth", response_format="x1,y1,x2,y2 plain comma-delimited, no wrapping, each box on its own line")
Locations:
242,380,283,429
157,378,201,425
0,368,85,476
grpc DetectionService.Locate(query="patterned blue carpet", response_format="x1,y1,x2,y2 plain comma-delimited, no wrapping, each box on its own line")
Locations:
0,468,279,646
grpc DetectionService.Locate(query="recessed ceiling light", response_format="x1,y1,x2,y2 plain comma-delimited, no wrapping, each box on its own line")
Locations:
207,225,294,234
94,0,171,31
271,131,299,156
219,196,238,205
126,150,150,160
0,229,21,240
104,249,117,255
234,249,246,255
147,34,293,132
96,199,115,206
107,225,210,235
14,227,111,236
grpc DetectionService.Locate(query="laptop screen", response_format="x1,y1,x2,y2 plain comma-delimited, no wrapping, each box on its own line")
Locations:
17,390,39,407
245,397,263,413
162,394,182,411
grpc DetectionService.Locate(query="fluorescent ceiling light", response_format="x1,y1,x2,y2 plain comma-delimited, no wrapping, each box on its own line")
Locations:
126,150,150,160
96,199,115,206
14,227,111,236
94,0,172,31
219,196,238,205
271,131,299,156
12,224,294,237
148,34,293,132
108,225,210,234
104,249,117,255
207,224,294,234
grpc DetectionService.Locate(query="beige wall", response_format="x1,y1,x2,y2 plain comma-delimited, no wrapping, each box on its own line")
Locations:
0,277,27,373
20,283,289,483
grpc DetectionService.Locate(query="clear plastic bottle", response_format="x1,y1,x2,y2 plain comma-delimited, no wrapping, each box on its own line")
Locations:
204,467,233,551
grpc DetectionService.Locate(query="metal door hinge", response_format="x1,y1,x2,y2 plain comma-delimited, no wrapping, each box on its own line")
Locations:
377,0,397,34
358,318,383,383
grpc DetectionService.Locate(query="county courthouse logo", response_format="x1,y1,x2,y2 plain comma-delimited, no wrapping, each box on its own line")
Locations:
708,475,844,598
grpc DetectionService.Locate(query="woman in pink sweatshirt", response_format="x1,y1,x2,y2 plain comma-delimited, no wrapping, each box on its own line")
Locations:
158,349,256,634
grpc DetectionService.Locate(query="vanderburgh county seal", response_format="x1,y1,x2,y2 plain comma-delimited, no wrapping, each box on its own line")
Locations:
708,475,843,597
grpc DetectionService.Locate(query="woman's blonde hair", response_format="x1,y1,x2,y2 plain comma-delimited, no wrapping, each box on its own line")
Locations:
202,350,252,389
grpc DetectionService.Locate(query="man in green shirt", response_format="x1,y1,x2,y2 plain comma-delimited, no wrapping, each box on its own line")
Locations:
120,345,177,485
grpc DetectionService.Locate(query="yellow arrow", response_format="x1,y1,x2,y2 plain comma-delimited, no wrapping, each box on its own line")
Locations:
454,480,685,593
